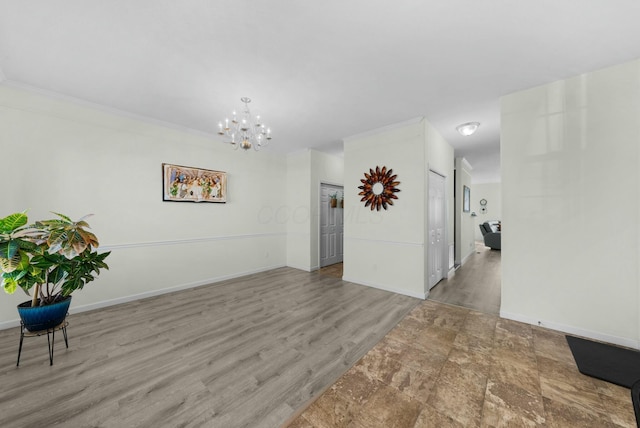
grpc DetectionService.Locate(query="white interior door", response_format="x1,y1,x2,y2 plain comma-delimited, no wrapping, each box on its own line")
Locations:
320,184,344,267
428,171,446,289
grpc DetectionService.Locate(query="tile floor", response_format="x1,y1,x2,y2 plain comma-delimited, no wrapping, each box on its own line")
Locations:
284,300,636,427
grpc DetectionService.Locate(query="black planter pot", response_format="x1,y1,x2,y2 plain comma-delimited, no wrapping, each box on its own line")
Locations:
17,296,72,332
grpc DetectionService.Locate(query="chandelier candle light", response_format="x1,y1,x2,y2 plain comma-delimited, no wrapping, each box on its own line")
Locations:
218,97,272,151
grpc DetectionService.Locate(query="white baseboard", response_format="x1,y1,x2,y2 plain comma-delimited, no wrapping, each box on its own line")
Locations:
0,319,20,330
460,251,473,267
0,264,286,331
342,276,426,300
500,310,640,350
285,263,313,272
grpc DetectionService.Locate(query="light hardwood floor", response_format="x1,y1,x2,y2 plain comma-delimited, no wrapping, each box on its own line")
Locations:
428,242,501,315
0,267,419,428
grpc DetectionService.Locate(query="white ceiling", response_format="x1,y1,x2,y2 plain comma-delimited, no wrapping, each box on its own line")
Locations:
2,1,640,183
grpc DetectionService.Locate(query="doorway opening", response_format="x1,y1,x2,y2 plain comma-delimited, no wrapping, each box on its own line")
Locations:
319,183,344,270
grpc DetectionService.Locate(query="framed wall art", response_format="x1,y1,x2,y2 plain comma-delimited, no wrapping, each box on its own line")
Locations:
463,185,470,212
162,163,227,203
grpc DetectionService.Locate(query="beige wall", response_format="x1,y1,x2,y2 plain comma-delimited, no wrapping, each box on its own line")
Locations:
0,85,287,328
310,150,344,270
455,158,475,265
285,149,344,271
426,120,456,271
501,59,640,348
286,150,312,270
343,118,454,298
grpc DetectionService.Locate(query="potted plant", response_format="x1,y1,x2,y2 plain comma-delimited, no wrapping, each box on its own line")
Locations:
329,192,338,208
0,211,110,332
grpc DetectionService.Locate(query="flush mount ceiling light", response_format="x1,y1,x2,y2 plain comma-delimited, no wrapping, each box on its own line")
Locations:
456,122,480,136
218,97,272,151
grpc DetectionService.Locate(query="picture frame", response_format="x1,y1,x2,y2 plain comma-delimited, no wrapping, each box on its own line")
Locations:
463,185,470,212
162,163,227,203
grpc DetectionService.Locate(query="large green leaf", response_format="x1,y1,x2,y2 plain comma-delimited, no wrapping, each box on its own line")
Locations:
48,266,68,286
15,238,39,252
0,240,19,260
0,245,26,273
45,228,67,255
0,212,28,234
2,276,17,294
46,220,98,259
15,250,30,271
30,254,57,270
51,212,73,223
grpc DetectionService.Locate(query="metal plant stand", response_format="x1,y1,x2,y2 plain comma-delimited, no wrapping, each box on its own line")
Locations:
17,320,69,366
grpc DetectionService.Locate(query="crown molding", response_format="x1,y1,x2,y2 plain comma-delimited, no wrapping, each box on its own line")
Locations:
459,157,473,171
342,117,424,143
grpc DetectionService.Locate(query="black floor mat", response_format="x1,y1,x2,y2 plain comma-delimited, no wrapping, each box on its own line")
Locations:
566,335,640,388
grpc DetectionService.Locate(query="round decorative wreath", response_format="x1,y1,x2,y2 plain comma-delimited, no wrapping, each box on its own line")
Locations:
358,166,400,211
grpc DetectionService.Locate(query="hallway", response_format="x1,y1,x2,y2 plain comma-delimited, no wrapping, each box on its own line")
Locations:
428,242,501,315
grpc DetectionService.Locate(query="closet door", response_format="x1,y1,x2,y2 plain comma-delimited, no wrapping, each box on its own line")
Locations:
428,171,446,289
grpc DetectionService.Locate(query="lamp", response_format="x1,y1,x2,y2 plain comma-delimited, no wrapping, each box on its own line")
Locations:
218,97,272,151
456,122,480,136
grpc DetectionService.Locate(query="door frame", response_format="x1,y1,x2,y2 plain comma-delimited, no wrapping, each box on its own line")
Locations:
318,181,344,270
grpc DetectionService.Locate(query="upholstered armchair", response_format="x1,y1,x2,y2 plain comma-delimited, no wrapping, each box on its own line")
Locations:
479,221,501,250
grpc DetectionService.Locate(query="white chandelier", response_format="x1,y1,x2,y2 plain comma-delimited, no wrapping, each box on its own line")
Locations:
217,97,272,151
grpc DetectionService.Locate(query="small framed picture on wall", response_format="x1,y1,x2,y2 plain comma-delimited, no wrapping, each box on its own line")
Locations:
463,185,470,212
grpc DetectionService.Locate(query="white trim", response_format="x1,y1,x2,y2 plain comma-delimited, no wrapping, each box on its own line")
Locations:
500,311,640,350
342,276,426,300
344,237,424,248
427,168,450,291
460,157,473,172
286,262,313,272
319,180,344,188
448,243,456,272
286,231,310,238
428,166,447,179
343,117,424,143
1,80,217,140
0,319,19,330
459,250,474,266
101,232,285,251
0,264,286,331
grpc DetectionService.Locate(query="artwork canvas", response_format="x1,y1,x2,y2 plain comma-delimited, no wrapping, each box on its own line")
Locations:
463,185,470,212
162,163,227,203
